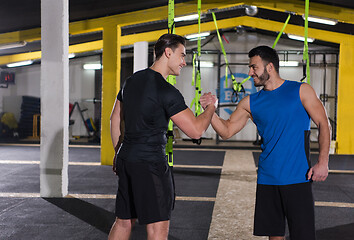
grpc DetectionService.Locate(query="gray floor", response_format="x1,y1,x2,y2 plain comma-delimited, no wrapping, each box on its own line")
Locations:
0,146,224,240
252,152,354,240
0,145,353,239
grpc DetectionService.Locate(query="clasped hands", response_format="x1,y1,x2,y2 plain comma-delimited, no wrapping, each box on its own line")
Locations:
199,92,218,110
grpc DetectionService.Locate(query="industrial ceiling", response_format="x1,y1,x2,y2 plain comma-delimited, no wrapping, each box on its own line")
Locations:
0,0,353,58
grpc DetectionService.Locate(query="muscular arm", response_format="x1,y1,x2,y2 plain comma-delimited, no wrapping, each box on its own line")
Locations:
110,99,124,151
211,96,251,139
171,104,216,139
300,83,331,181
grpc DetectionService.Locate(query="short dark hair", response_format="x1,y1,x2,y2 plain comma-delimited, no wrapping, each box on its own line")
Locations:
248,46,280,73
154,34,186,60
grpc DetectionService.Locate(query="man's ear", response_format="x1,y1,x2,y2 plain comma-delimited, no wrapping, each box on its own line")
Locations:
267,62,274,72
164,48,172,58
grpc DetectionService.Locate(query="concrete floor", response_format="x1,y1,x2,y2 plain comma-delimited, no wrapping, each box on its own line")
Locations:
0,144,353,239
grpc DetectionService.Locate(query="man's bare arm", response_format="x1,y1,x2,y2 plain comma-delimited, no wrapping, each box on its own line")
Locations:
210,96,252,139
171,95,216,139
110,99,124,150
300,83,331,182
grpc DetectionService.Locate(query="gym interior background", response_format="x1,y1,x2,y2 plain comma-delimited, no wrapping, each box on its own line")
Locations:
0,1,353,239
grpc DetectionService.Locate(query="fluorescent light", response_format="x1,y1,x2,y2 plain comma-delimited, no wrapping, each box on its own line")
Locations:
0,41,27,50
188,37,206,42
279,61,299,67
175,14,199,22
302,15,338,25
7,60,34,68
83,63,102,70
199,61,214,68
185,32,210,40
68,53,75,59
287,34,315,43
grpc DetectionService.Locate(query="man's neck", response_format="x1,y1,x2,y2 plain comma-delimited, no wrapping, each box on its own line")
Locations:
263,76,285,91
150,61,169,79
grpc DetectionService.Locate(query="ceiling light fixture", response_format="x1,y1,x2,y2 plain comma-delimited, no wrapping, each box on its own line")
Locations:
6,60,34,68
302,15,338,25
0,41,27,50
185,32,210,40
245,5,258,16
68,53,75,59
279,61,299,67
174,14,200,22
287,34,315,43
83,63,102,70
199,61,214,68
188,37,206,42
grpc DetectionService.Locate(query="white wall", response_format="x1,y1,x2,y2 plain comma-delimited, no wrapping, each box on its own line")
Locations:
174,32,337,142
0,31,337,142
0,55,99,137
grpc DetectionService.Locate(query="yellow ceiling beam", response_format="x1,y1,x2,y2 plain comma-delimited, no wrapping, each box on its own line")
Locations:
0,0,352,45
1,15,351,65
0,28,42,45
244,0,354,24
68,40,103,53
0,51,41,65
0,1,242,45
69,1,242,33
0,40,103,65
121,16,351,46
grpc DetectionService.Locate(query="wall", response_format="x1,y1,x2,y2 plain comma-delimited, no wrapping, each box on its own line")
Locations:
0,31,338,143
0,55,99,138
174,31,338,142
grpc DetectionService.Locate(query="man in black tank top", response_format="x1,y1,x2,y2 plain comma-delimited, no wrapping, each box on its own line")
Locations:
108,34,217,240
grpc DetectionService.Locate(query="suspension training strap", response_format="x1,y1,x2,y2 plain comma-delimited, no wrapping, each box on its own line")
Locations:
191,0,202,117
212,12,231,88
190,0,202,145
166,0,175,167
273,14,291,49
234,13,291,93
303,0,310,84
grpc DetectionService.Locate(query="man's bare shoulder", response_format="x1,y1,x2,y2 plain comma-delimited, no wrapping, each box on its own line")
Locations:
238,95,251,112
299,82,317,102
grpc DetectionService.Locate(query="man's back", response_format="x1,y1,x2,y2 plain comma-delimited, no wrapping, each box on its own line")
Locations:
117,68,187,162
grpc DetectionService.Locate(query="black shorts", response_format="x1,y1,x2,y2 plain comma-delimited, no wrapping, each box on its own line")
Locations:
254,182,315,240
115,158,174,225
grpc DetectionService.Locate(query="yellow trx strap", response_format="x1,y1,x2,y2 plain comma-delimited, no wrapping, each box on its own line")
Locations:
303,0,310,84
213,11,291,101
166,0,175,166
190,0,202,145
212,12,245,102
212,12,231,88
191,0,202,117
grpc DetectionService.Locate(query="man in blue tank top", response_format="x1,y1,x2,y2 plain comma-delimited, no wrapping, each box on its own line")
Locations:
200,46,330,240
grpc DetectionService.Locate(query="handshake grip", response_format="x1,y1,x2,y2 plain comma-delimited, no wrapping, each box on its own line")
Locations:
200,93,218,110
191,93,218,145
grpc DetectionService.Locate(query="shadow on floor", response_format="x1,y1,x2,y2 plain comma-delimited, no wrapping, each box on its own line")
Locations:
316,223,354,240
44,197,115,234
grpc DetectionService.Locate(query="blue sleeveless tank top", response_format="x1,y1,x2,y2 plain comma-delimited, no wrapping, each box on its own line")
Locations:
250,80,311,185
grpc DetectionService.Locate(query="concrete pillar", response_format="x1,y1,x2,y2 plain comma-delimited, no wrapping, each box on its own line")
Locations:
134,41,148,73
40,0,69,197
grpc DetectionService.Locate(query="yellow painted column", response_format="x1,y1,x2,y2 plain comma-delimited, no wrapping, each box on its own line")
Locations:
101,24,121,165
337,36,354,154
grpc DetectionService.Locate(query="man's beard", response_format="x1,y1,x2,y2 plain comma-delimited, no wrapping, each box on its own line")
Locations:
253,67,270,87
